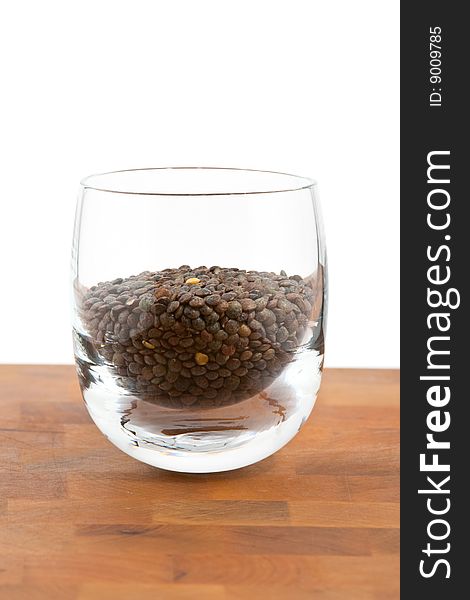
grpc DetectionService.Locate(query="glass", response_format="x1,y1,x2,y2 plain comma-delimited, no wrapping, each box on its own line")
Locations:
71,167,327,472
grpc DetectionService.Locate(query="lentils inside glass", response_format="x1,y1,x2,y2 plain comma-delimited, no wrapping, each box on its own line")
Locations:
80,266,315,408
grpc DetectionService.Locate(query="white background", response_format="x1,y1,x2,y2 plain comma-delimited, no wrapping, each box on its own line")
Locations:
0,0,399,367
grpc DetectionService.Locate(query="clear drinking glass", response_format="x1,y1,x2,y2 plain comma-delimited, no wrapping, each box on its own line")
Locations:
71,167,327,472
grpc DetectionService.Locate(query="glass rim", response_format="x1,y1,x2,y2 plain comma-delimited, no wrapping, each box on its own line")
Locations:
80,166,317,197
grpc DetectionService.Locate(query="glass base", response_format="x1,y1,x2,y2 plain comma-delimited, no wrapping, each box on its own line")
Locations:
85,388,315,472
80,352,321,473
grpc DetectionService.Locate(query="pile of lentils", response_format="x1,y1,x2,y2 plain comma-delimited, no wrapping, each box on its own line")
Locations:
80,266,315,408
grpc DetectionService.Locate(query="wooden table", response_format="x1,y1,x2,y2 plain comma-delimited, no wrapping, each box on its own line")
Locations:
0,366,399,599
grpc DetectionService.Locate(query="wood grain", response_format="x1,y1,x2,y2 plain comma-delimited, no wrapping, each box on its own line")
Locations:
0,366,399,599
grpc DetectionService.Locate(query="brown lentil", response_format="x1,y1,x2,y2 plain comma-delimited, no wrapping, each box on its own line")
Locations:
79,265,317,408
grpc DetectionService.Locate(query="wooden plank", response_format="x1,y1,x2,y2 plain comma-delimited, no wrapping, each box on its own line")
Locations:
0,366,399,599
